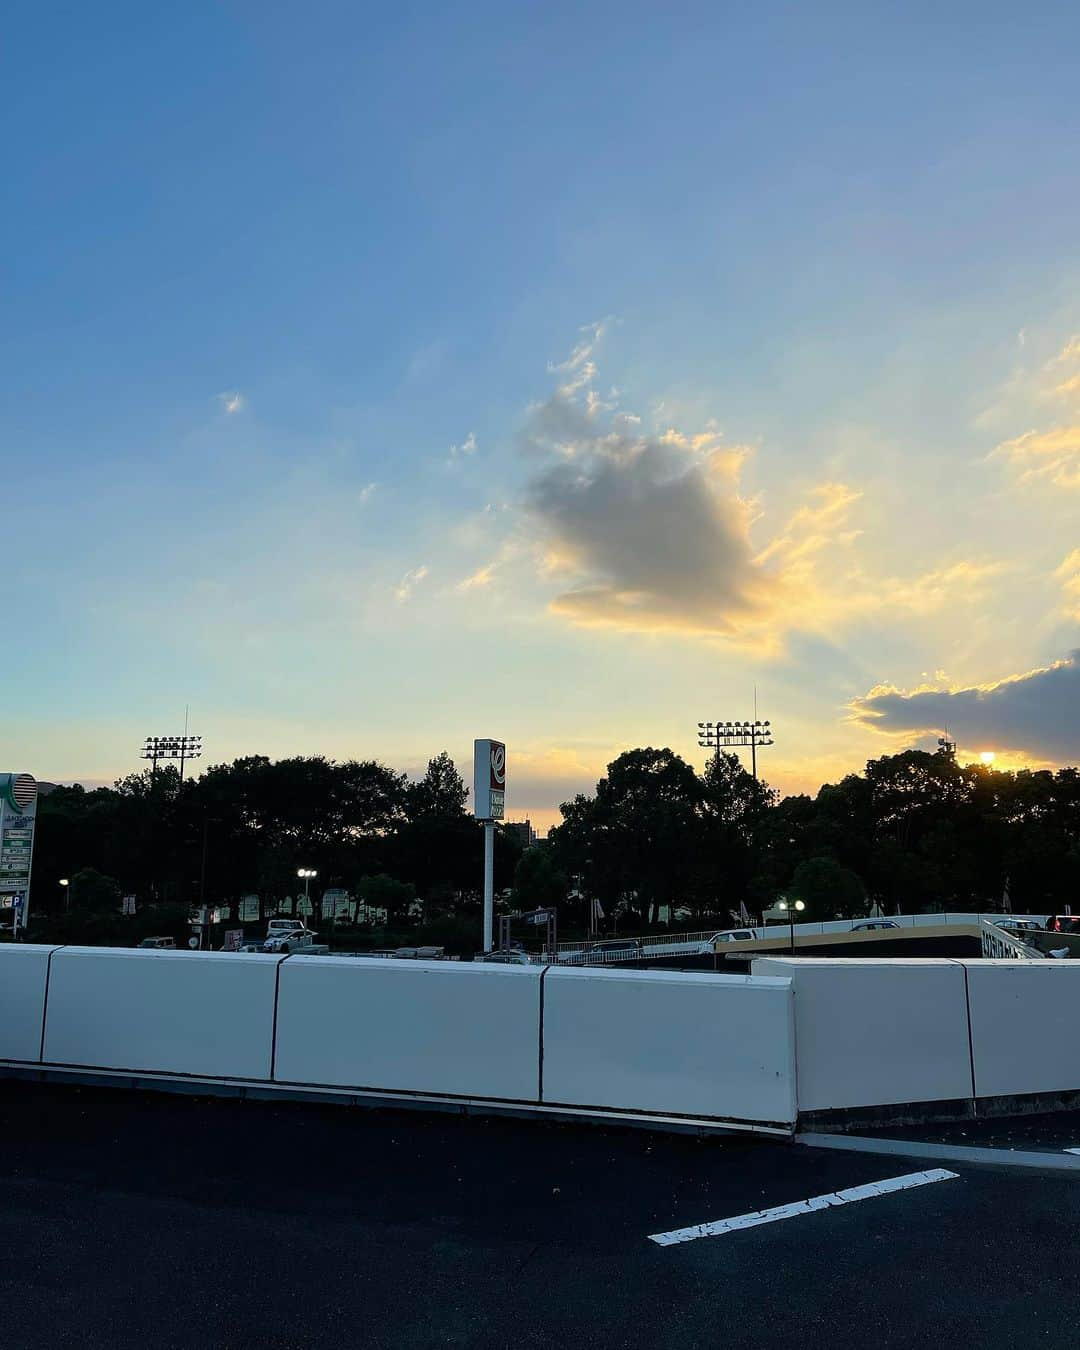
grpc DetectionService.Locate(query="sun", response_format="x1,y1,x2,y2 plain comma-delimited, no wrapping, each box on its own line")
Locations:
979,751,996,766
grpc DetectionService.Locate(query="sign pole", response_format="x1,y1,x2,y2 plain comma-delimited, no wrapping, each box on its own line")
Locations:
483,821,495,952
474,738,506,956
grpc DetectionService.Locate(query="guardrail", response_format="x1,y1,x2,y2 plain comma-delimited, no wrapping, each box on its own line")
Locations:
554,914,1052,964
979,919,1044,960
553,929,718,959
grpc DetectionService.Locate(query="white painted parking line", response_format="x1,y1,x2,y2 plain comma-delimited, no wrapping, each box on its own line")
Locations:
648,1169,959,1247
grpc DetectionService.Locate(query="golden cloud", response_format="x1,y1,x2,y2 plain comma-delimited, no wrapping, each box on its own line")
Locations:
995,425,1080,489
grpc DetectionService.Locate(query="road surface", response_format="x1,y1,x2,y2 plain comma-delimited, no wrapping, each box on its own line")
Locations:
0,1080,1076,1348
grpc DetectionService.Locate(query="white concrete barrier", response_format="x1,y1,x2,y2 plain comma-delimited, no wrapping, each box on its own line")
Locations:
274,958,543,1101
754,958,973,1112
0,944,59,1063
42,948,283,1080
965,960,1080,1098
542,967,795,1125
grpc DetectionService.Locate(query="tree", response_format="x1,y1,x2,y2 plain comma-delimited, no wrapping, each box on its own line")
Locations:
697,752,775,916
591,748,701,927
789,856,868,919
355,874,417,927
406,753,469,820
512,844,567,912
66,867,122,913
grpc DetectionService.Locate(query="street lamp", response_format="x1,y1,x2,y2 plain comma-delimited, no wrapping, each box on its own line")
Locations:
297,868,317,919
697,719,774,780
777,898,805,955
59,878,70,912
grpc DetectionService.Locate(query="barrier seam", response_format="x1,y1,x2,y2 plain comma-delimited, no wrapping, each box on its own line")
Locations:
949,959,978,1104
269,955,288,1081
38,946,64,1064
537,964,549,1102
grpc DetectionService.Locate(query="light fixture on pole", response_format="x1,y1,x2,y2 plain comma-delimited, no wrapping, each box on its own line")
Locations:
59,878,70,912
297,868,317,918
697,719,774,780
777,898,805,955
140,734,203,782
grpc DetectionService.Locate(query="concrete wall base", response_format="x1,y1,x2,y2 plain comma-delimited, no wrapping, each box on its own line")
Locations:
802,1087,1080,1133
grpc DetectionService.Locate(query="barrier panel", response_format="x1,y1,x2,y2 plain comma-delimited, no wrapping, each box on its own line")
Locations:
274,958,543,1102
0,944,59,1063
754,958,973,1112
965,961,1080,1099
542,967,795,1125
42,948,283,1080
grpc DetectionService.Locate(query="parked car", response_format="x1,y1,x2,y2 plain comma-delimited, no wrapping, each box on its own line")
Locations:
137,936,176,949
994,918,1042,933
480,951,534,965
1046,916,1080,934
262,919,329,954
851,919,901,932
699,929,757,953
587,939,642,955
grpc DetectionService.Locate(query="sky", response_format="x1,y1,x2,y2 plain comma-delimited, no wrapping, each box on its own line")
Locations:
4,1,1080,830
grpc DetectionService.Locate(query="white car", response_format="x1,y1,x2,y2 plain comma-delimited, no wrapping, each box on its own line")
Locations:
263,920,314,953
699,929,757,953
994,918,1041,933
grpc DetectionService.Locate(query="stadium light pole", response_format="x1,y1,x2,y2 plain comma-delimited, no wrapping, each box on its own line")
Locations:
140,734,203,783
696,719,774,780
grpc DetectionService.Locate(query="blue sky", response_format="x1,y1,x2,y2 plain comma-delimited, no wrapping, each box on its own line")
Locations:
5,2,1080,826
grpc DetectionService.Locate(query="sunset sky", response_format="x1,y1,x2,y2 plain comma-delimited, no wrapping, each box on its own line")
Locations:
5,3,1080,829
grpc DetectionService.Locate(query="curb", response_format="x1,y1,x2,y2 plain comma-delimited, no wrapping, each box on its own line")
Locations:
797,1130,1080,1174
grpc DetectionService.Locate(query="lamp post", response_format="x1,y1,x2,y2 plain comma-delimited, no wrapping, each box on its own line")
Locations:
59,878,70,913
297,869,317,923
777,898,805,955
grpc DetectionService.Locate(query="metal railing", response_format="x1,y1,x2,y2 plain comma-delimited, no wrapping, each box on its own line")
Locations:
979,919,1044,960
553,929,720,958
550,916,1052,965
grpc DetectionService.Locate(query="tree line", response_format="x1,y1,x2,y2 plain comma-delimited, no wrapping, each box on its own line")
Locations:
27,744,1080,948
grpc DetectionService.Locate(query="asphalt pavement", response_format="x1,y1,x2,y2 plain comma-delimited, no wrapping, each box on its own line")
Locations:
1,1080,1078,1348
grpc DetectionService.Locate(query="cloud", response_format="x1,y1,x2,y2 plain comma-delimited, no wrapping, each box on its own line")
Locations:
218,391,245,415
851,651,1080,760
1057,550,1080,620
520,341,1003,653
995,425,1080,489
394,565,429,602
990,337,1080,488
455,561,497,592
448,431,478,463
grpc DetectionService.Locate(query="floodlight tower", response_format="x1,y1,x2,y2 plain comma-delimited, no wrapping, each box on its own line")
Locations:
140,734,203,782
696,718,774,781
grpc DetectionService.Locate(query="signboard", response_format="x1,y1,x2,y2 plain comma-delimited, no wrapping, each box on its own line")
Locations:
0,773,38,920
473,739,506,820
322,888,349,920
222,929,243,952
